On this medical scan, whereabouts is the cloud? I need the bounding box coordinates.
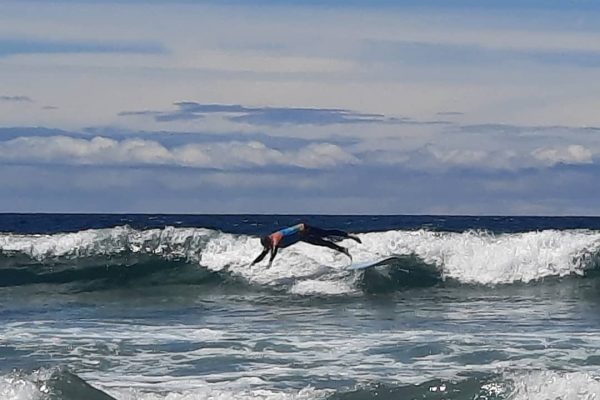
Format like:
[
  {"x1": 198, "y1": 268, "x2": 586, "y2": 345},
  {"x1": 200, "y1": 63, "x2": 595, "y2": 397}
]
[
  {"x1": 456, "y1": 123, "x2": 600, "y2": 136},
  {"x1": 4, "y1": 120, "x2": 599, "y2": 175},
  {"x1": 119, "y1": 102, "x2": 448, "y2": 126},
  {"x1": 429, "y1": 148, "x2": 490, "y2": 166},
  {"x1": 532, "y1": 144, "x2": 594, "y2": 166},
  {"x1": 9, "y1": 0, "x2": 600, "y2": 12},
  {"x1": 0, "y1": 95, "x2": 32, "y2": 102},
  {"x1": 368, "y1": 119, "x2": 600, "y2": 170},
  {"x1": 0, "y1": 126, "x2": 359, "y2": 149},
  {"x1": 0, "y1": 38, "x2": 166, "y2": 57},
  {"x1": 364, "y1": 146, "x2": 523, "y2": 171},
  {"x1": 360, "y1": 136, "x2": 598, "y2": 171},
  {"x1": 119, "y1": 110, "x2": 206, "y2": 122},
  {"x1": 436, "y1": 111, "x2": 464, "y2": 116},
  {"x1": 3, "y1": 158, "x2": 600, "y2": 214},
  {"x1": 5, "y1": 122, "x2": 599, "y2": 175},
  {"x1": 2, "y1": 1, "x2": 600, "y2": 214},
  {"x1": 1, "y1": 127, "x2": 600, "y2": 214},
  {"x1": 0, "y1": 127, "x2": 77, "y2": 140},
  {"x1": 0, "y1": 135, "x2": 358, "y2": 170},
  {"x1": 362, "y1": 39, "x2": 600, "y2": 68},
  {"x1": 177, "y1": 50, "x2": 354, "y2": 74}
]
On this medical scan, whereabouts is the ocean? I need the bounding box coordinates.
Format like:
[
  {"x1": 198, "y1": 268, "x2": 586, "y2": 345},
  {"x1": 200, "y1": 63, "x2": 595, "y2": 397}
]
[{"x1": 1, "y1": 214, "x2": 600, "y2": 400}]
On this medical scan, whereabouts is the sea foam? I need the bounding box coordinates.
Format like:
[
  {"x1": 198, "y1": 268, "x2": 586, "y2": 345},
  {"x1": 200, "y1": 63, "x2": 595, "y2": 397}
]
[{"x1": 0, "y1": 226, "x2": 599, "y2": 293}]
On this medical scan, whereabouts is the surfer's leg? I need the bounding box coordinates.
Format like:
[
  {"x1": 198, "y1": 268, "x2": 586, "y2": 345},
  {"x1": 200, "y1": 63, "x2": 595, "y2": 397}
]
[
  {"x1": 307, "y1": 227, "x2": 362, "y2": 244},
  {"x1": 303, "y1": 236, "x2": 351, "y2": 259}
]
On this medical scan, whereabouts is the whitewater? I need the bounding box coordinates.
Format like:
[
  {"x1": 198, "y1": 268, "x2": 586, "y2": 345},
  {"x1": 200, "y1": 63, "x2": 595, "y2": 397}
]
[
  {"x1": 1, "y1": 225, "x2": 599, "y2": 294},
  {"x1": 2, "y1": 214, "x2": 600, "y2": 400}
]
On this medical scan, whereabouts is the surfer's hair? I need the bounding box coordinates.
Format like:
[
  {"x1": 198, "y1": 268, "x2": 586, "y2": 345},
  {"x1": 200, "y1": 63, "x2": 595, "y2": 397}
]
[{"x1": 260, "y1": 236, "x2": 271, "y2": 248}]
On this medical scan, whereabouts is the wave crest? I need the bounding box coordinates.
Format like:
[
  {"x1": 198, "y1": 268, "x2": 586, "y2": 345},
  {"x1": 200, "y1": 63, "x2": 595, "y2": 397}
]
[
  {"x1": 0, "y1": 226, "x2": 214, "y2": 262},
  {"x1": 0, "y1": 368, "x2": 116, "y2": 400},
  {"x1": 1, "y1": 226, "x2": 600, "y2": 293},
  {"x1": 361, "y1": 229, "x2": 600, "y2": 284}
]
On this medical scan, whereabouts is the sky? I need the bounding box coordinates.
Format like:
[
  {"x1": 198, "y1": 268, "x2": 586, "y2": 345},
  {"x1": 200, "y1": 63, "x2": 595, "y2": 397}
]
[{"x1": 1, "y1": 0, "x2": 600, "y2": 214}]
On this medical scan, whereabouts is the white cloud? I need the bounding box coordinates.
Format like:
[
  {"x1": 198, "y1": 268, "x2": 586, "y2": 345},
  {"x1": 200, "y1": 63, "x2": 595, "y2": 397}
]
[
  {"x1": 426, "y1": 147, "x2": 529, "y2": 170},
  {"x1": 363, "y1": 141, "x2": 598, "y2": 171},
  {"x1": 177, "y1": 50, "x2": 355, "y2": 74},
  {"x1": 4, "y1": 1, "x2": 600, "y2": 130},
  {"x1": 429, "y1": 148, "x2": 488, "y2": 166},
  {"x1": 0, "y1": 136, "x2": 358, "y2": 170},
  {"x1": 532, "y1": 144, "x2": 594, "y2": 166}
]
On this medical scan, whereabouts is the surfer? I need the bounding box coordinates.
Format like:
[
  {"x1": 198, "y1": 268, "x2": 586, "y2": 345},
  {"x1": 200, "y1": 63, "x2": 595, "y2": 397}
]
[{"x1": 251, "y1": 223, "x2": 362, "y2": 267}]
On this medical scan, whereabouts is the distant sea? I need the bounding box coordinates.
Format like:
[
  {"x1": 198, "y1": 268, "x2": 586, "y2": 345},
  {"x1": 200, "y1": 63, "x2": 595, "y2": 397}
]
[{"x1": 2, "y1": 214, "x2": 600, "y2": 400}]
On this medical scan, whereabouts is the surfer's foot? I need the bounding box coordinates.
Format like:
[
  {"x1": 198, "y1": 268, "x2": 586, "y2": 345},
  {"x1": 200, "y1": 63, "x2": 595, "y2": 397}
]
[{"x1": 348, "y1": 234, "x2": 362, "y2": 244}]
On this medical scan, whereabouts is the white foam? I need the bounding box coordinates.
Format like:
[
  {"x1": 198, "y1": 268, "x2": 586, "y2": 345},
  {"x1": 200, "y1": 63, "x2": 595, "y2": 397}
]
[
  {"x1": 6, "y1": 314, "x2": 600, "y2": 398},
  {"x1": 0, "y1": 374, "x2": 42, "y2": 400},
  {"x1": 1, "y1": 226, "x2": 600, "y2": 292},
  {"x1": 0, "y1": 370, "x2": 329, "y2": 400},
  {"x1": 0, "y1": 226, "x2": 214, "y2": 261},
  {"x1": 359, "y1": 229, "x2": 600, "y2": 285},
  {"x1": 110, "y1": 385, "x2": 329, "y2": 400},
  {"x1": 289, "y1": 279, "x2": 357, "y2": 296},
  {"x1": 2, "y1": 321, "x2": 225, "y2": 347},
  {"x1": 198, "y1": 234, "x2": 353, "y2": 288},
  {"x1": 509, "y1": 370, "x2": 600, "y2": 400}
]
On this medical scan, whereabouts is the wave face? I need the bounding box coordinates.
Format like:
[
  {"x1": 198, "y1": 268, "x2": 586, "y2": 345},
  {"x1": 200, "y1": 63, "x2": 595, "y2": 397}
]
[{"x1": 1, "y1": 226, "x2": 600, "y2": 294}]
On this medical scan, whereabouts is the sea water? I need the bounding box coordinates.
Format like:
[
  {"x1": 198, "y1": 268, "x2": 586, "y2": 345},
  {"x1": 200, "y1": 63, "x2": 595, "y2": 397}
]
[{"x1": 1, "y1": 214, "x2": 600, "y2": 400}]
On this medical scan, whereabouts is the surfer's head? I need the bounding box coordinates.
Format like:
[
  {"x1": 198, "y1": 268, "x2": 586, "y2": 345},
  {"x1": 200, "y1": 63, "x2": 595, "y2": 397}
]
[{"x1": 260, "y1": 235, "x2": 272, "y2": 249}]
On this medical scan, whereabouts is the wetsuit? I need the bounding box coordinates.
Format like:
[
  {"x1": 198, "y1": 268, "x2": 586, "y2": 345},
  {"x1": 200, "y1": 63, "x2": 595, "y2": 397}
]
[
  {"x1": 269, "y1": 223, "x2": 307, "y2": 248},
  {"x1": 251, "y1": 223, "x2": 361, "y2": 266}
]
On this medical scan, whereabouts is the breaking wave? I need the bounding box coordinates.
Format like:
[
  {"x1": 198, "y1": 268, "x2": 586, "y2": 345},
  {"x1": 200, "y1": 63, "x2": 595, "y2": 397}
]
[
  {"x1": 0, "y1": 226, "x2": 599, "y2": 295},
  {"x1": 329, "y1": 370, "x2": 600, "y2": 400},
  {"x1": 4, "y1": 368, "x2": 600, "y2": 400},
  {"x1": 0, "y1": 368, "x2": 328, "y2": 400},
  {"x1": 0, "y1": 368, "x2": 116, "y2": 400}
]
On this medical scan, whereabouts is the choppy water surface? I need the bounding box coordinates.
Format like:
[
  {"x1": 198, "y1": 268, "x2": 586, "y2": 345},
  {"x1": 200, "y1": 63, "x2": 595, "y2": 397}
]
[{"x1": 1, "y1": 214, "x2": 600, "y2": 400}]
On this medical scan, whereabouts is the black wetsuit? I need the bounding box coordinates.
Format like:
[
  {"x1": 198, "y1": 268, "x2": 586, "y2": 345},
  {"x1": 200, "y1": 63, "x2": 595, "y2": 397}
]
[{"x1": 252, "y1": 223, "x2": 361, "y2": 266}]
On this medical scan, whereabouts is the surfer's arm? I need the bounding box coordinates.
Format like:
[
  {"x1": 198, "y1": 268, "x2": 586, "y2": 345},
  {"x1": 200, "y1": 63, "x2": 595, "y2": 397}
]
[
  {"x1": 267, "y1": 246, "x2": 278, "y2": 267},
  {"x1": 251, "y1": 248, "x2": 269, "y2": 265}
]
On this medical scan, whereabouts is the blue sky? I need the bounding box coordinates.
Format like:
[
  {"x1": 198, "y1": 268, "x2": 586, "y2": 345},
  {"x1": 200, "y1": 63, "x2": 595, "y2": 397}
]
[{"x1": 1, "y1": 0, "x2": 600, "y2": 214}]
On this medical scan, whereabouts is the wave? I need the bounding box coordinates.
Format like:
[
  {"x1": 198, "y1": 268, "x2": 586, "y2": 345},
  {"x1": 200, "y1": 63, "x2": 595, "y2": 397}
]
[
  {"x1": 0, "y1": 257, "x2": 227, "y2": 292},
  {"x1": 0, "y1": 226, "x2": 599, "y2": 295},
  {"x1": 0, "y1": 368, "x2": 117, "y2": 400},
  {"x1": 329, "y1": 371, "x2": 600, "y2": 400},
  {"x1": 4, "y1": 368, "x2": 600, "y2": 400},
  {"x1": 0, "y1": 368, "x2": 328, "y2": 400}
]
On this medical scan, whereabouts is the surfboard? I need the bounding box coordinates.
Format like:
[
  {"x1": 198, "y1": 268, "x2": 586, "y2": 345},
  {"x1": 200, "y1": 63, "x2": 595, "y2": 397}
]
[{"x1": 347, "y1": 256, "x2": 400, "y2": 271}]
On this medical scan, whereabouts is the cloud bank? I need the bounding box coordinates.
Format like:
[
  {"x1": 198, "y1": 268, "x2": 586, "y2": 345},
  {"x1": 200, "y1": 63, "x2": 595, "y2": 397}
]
[
  {"x1": 0, "y1": 38, "x2": 166, "y2": 57},
  {"x1": 119, "y1": 102, "x2": 424, "y2": 126},
  {"x1": 0, "y1": 135, "x2": 358, "y2": 170},
  {"x1": 0, "y1": 95, "x2": 32, "y2": 102},
  {"x1": 2, "y1": 1, "x2": 600, "y2": 213}
]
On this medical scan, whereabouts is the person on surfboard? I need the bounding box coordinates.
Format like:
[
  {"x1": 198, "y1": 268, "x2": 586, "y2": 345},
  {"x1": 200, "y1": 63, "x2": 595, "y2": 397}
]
[{"x1": 251, "y1": 223, "x2": 362, "y2": 267}]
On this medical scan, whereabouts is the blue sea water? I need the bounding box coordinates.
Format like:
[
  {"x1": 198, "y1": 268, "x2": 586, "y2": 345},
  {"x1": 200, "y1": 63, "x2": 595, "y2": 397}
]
[{"x1": 1, "y1": 214, "x2": 600, "y2": 400}]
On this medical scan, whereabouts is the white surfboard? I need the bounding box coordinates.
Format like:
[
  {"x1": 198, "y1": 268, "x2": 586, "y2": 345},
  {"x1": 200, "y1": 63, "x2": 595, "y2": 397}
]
[{"x1": 347, "y1": 256, "x2": 400, "y2": 271}]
